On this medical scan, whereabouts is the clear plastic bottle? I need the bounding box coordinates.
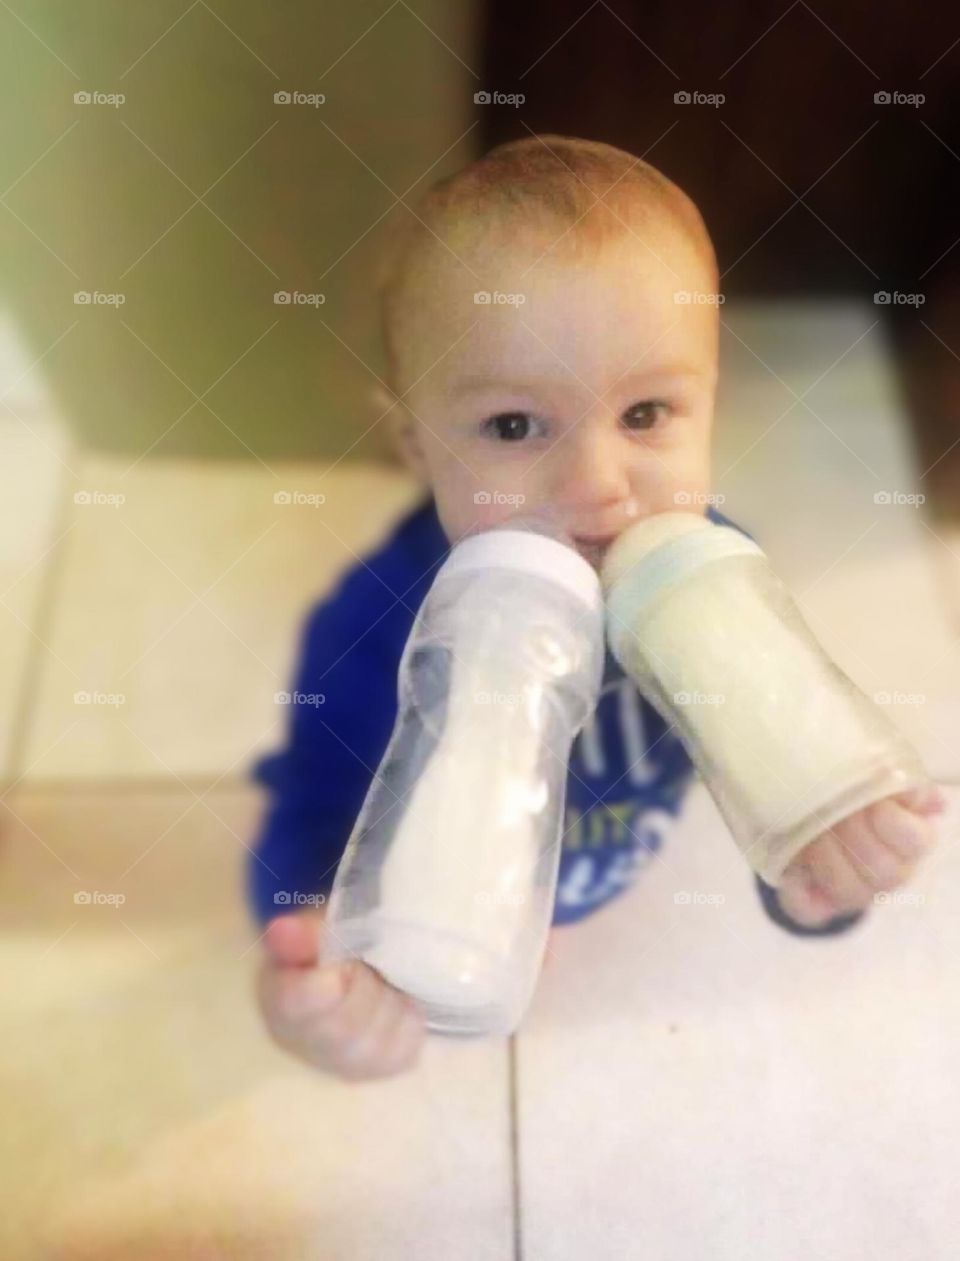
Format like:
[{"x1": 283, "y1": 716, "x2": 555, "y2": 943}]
[
  {"x1": 323, "y1": 511, "x2": 605, "y2": 1036},
  {"x1": 601, "y1": 511, "x2": 934, "y2": 886}
]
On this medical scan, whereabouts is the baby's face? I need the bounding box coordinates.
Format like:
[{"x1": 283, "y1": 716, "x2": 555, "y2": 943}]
[{"x1": 396, "y1": 228, "x2": 719, "y2": 569}]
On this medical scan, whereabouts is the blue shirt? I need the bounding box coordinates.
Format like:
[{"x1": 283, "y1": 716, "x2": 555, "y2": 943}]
[{"x1": 246, "y1": 496, "x2": 756, "y2": 929}]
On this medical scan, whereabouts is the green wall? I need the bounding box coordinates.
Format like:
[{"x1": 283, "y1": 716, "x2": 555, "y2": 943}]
[{"x1": 0, "y1": 1, "x2": 477, "y2": 459}]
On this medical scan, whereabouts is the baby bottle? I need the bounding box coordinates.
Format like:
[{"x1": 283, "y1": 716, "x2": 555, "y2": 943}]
[
  {"x1": 323, "y1": 509, "x2": 605, "y2": 1036},
  {"x1": 600, "y1": 511, "x2": 934, "y2": 886}
]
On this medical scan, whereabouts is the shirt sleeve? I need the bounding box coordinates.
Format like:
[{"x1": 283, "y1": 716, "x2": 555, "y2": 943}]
[{"x1": 246, "y1": 572, "x2": 403, "y2": 927}]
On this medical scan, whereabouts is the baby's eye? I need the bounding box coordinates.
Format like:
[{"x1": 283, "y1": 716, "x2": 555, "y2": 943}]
[
  {"x1": 623, "y1": 400, "x2": 670, "y2": 431},
  {"x1": 481, "y1": 411, "x2": 545, "y2": 442}
]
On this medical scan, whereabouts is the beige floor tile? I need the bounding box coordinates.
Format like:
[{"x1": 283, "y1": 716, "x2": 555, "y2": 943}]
[
  {"x1": 22, "y1": 456, "x2": 424, "y2": 780},
  {"x1": 517, "y1": 782, "x2": 960, "y2": 1261},
  {"x1": 792, "y1": 545, "x2": 960, "y2": 783},
  {"x1": 715, "y1": 300, "x2": 924, "y2": 581},
  {"x1": 0, "y1": 786, "x2": 512, "y2": 1261}
]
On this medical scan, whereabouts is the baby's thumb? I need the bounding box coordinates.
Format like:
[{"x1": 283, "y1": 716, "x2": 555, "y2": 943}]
[{"x1": 263, "y1": 912, "x2": 323, "y2": 967}]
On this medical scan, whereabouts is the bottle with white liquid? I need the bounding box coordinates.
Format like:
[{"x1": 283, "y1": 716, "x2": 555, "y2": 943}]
[
  {"x1": 601, "y1": 511, "x2": 934, "y2": 886},
  {"x1": 323, "y1": 512, "x2": 605, "y2": 1036}
]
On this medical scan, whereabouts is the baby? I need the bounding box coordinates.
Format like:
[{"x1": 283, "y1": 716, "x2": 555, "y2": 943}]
[{"x1": 252, "y1": 135, "x2": 945, "y2": 1080}]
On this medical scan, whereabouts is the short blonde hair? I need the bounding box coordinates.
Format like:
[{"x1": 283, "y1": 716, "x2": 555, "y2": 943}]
[{"x1": 376, "y1": 134, "x2": 717, "y2": 402}]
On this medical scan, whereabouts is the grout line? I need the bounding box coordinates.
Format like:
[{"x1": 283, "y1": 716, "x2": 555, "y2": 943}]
[
  {"x1": 3, "y1": 773, "x2": 258, "y2": 796},
  {"x1": 508, "y1": 1033, "x2": 524, "y2": 1261}
]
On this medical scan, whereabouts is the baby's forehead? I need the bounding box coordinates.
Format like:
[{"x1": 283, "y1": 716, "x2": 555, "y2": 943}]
[
  {"x1": 391, "y1": 209, "x2": 718, "y2": 394},
  {"x1": 421, "y1": 286, "x2": 715, "y2": 402},
  {"x1": 417, "y1": 211, "x2": 715, "y2": 317},
  {"x1": 427, "y1": 232, "x2": 713, "y2": 336}
]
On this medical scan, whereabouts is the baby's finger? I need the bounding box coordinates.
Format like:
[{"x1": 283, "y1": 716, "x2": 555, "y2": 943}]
[
  {"x1": 259, "y1": 955, "x2": 346, "y2": 1036},
  {"x1": 831, "y1": 809, "x2": 906, "y2": 891},
  {"x1": 867, "y1": 797, "x2": 939, "y2": 862},
  {"x1": 776, "y1": 860, "x2": 845, "y2": 927},
  {"x1": 260, "y1": 955, "x2": 413, "y2": 1074},
  {"x1": 263, "y1": 912, "x2": 323, "y2": 968},
  {"x1": 313, "y1": 957, "x2": 402, "y2": 1042},
  {"x1": 331, "y1": 990, "x2": 426, "y2": 1082},
  {"x1": 801, "y1": 831, "x2": 875, "y2": 912},
  {"x1": 300, "y1": 960, "x2": 421, "y2": 1072}
]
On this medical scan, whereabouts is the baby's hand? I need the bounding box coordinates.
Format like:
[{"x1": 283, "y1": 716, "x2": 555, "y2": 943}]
[
  {"x1": 256, "y1": 908, "x2": 427, "y2": 1081},
  {"x1": 775, "y1": 783, "x2": 946, "y2": 928}
]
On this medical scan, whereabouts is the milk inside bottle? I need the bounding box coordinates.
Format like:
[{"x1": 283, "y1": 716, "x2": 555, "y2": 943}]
[
  {"x1": 600, "y1": 511, "x2": 933, "y2": 884},
  {"x1": 324, "y1": 512, "x2": 605, "y2": 1036}
]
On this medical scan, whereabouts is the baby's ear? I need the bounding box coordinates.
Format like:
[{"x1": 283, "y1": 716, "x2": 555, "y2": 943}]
[
  {"x1": 370, "y1": 384, "x2": 428, "y2": 480},
  {"x1": 370, "y1": 382, "x2": 396, "y2": 418}
]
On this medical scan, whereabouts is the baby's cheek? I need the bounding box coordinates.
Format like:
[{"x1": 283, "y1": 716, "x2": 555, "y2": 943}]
[{"x1": 435, "y1": 485, "x2": 522, "y2": 541}]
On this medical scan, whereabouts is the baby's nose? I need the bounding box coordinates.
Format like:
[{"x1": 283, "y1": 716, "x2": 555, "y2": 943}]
[{"x1": 553, "y1": 434, "x2": 632, "y2": 514}]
